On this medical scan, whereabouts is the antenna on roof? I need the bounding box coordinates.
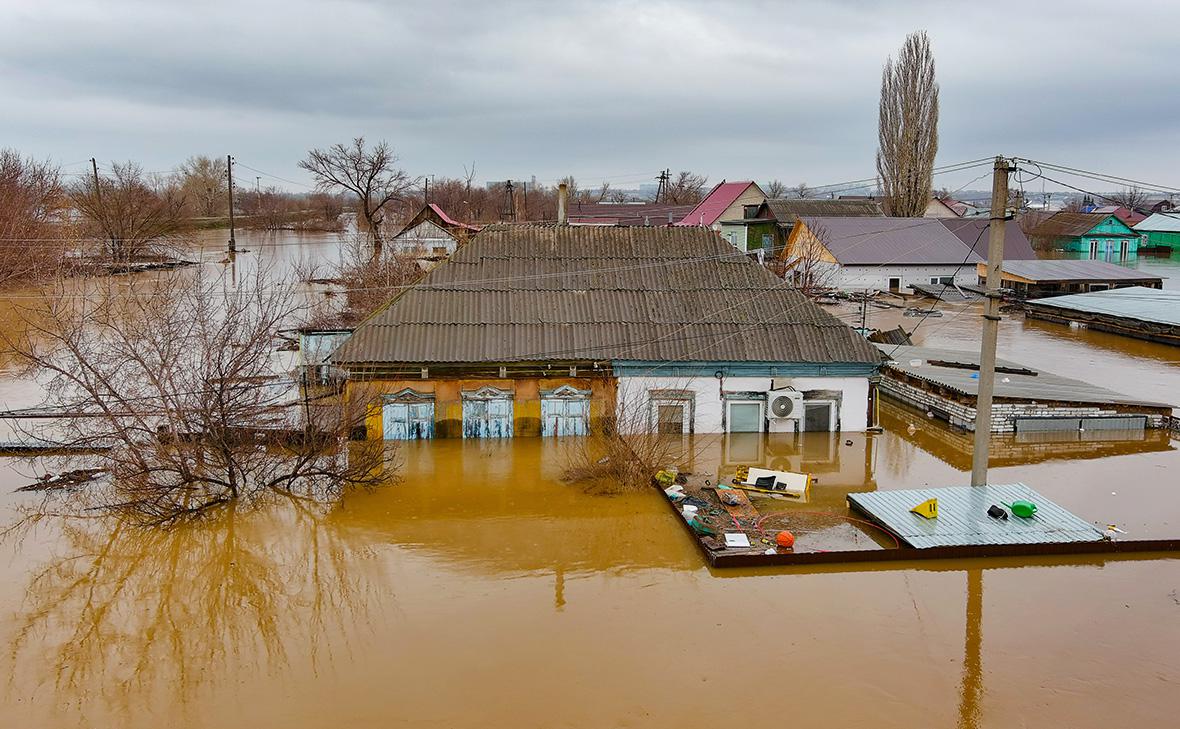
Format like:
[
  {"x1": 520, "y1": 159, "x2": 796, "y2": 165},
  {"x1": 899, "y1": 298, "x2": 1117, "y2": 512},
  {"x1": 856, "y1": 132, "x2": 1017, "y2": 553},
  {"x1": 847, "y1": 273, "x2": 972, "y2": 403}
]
[
  {"x1": 502, "y1": 180, "x2": 516, "y2": 222},
  {"x1": 655, "y1": 169, "x2": 669, "y2": 203}
]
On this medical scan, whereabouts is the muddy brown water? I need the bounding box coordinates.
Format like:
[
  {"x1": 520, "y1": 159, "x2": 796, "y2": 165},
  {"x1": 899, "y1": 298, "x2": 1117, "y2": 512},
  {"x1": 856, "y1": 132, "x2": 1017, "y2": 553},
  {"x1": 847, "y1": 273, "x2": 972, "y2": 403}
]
[{"x1": 0, "y1": 233, "x2": 1178, "y2": 728}]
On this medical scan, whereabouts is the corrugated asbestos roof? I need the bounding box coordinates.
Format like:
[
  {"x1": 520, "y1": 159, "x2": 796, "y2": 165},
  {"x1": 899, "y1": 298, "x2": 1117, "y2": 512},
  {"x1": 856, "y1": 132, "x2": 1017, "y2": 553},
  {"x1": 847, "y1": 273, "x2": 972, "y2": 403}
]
[
  {"x1": 878, "y1": 344, "x2": 1170, "y2": 408},
  {"x1": 849, "y1": 484, "x2": 1104, "y2": 548},
  {"x1": 938, "y1": 218, "x2": 1038, "y2": 260},
  {"x1": 332, "y1": 224, "x2": 885, "y2": 365},
  {"x1": 765, "y1": 198, "x2": 884, "y2": 220},
  {"x1": 1024, "y1": 286, "x2": 1180, "y2": 327},
  {"x1": 800, "y1": 217, "x2": 984, "y2": 265},
  {"x1": 991, "y1": 259, "x2": 1165, "y2": 283}
]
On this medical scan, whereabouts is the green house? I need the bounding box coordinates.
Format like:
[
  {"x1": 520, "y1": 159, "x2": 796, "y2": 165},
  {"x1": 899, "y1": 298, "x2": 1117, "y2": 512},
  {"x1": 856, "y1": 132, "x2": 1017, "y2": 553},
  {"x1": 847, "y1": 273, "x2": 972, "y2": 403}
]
[
  {"x1": 1031, "y1": 212, "x2": 1141, "y2": 260},
  {"x1": 1134, "y1": 213, "x2": 1180, "y2": 251}
]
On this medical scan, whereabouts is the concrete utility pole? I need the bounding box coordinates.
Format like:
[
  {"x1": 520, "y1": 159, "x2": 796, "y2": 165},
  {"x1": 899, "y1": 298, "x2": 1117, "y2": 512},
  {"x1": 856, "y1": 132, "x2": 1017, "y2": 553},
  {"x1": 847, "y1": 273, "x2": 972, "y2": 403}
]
[
  {"x1": 970, "y1": 156, "x2": 1011, "y2": 487},
  {"x1": 226, "y1": 154, "x2": 236, "y2": 253}
]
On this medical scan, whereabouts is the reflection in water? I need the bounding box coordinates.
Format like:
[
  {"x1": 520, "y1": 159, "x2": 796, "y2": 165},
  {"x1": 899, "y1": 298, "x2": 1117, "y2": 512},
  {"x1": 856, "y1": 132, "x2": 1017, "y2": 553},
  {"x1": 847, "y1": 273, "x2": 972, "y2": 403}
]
[{"x1": 8, "y1": 499, "x2": 386, "y2": 722}]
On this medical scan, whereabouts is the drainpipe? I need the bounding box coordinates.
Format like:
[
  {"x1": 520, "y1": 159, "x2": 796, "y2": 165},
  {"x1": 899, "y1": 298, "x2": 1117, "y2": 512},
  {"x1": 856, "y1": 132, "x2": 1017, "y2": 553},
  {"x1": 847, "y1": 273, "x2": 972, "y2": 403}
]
[{"x1": 557, "y1": 183, "x2": 568, "y2": 225}]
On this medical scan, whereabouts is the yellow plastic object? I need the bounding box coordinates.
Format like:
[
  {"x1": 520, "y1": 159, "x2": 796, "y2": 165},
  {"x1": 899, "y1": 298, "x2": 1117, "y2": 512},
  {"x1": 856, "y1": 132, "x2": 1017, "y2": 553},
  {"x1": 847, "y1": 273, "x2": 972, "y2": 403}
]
[
  {"x1": 654, "y1": 470, "x2": 676, "y2": 487},
  {"x1": 910, "y1": 497, "x2": 939, "y2": 520}
]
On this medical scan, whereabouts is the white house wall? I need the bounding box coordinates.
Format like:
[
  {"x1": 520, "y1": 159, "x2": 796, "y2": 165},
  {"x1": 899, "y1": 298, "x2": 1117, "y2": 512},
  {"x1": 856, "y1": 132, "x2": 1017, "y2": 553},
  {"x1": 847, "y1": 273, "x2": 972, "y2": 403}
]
[
  {"x1": 616, "y1": 375, "x2": 870, "y2": 433},
  {"x1": 391, "y1": 220, "x2": 458, "y2": 256},
  {"x1": 834, "y1": 264, "x2": 974, "y2": 292}
]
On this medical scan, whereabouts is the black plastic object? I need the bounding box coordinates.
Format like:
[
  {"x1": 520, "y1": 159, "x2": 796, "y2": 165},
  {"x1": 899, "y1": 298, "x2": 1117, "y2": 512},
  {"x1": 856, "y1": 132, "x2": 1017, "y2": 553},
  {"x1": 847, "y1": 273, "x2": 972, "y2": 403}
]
[
  {"x1": 987, "y1": 504, "x2": 1008, "y2": 520},
  {"x1": 754, "y1": 475, "x2": 777, "y2": 489}
]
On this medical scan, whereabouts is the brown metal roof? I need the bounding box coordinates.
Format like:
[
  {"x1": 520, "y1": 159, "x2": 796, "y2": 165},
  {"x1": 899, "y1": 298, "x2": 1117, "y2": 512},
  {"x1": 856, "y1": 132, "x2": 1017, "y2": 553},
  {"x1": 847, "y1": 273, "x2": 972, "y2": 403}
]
[
  {"x1": 332, "y1": 224, "x2": 883, "y2": 366},
  {"x1": 1031, "y1": 212, "x2": 1119, "y2": 238},
  {"x1": 765, "y1": 198, "x2": 884, "y2": 220}
]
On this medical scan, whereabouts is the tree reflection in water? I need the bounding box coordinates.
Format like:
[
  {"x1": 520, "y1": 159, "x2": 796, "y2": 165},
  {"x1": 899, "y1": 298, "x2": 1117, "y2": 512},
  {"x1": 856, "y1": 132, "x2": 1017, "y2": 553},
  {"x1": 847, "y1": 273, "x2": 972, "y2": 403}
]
[{"x1": 7, "y1": 497, "x2": 387, "y2": 721}]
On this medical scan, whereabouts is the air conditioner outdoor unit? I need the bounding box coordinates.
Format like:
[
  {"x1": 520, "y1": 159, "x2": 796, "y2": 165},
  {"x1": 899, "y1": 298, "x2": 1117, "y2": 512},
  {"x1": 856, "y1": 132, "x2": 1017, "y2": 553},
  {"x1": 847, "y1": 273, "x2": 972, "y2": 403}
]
[{"x1": 767, "y1": 388, "x2": 803, "y2": 433}]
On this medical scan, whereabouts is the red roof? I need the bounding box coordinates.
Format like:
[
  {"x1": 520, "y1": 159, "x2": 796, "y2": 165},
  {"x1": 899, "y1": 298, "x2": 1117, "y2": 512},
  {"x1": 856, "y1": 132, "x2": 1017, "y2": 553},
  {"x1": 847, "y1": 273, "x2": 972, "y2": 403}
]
[
  {"x1": 1090, "y1": 205, "x2": 1147, "y2": 226},
  {"x1": 675, "y1": 181, "x2": 758, "y2": 226},
  {"x1": 428, "y1": 203, "x2": 480, "y2": 231}
]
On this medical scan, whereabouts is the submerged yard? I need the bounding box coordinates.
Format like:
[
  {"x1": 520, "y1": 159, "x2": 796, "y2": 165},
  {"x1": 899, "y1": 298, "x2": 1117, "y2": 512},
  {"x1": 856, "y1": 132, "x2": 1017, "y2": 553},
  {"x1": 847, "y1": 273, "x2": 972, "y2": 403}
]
[{"x1": 0, "y1": 233, "x2": 1178, "y2": 728}]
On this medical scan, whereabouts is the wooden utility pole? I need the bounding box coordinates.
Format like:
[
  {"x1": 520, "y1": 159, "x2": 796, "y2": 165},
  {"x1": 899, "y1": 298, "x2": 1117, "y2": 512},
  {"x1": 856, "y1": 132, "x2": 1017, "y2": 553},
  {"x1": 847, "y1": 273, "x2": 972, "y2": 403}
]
[
  {"x1": 90, "y1": 158, "x2": 118, "y2": 260},
  {"x1": 226, "y1": 154, "x2": 236, "y2": 253},
  {"x1": 970, "y1": 156, "x2": 1011, "y2": 486}
]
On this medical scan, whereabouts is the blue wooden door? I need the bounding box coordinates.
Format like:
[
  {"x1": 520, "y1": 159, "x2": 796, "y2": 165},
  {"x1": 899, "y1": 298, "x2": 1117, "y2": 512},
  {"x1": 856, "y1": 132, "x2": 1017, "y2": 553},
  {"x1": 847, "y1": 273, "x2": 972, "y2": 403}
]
[
  {"x1": 541, "y1": 398, "x2": 589, "y2": 436},
  {"x1": 462, "y1": 398, "x2": 513, "y2": 438},
  {"x1": 383, "y1": 401, "x2": 434, "y2": 440}
]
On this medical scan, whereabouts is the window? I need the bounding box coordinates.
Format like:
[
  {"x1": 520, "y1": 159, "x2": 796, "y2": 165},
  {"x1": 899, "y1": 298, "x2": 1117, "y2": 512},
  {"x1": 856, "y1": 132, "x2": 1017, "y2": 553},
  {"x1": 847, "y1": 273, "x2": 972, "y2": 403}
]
[
  {"x1": 649, "y1": 390, "x2": 694, "y2": 434},
  {"x1": 803, "y1": 400, "x2": 836, "y2": 432},
  {"x1": 726, "y1": 400, "x2": 764, "y2": 433},
  {"x1": 461, "y1": 387, "x2": 514, "y2": 438},
  {"x1": 930, "y1": 276, "x2": 955, "y2": 285},
  {"x1": 888, "y1": 277, "x2": 902, "y2": 291},
  {"x1": 382, "y1": 389, "x2": 435, "y2": 440},
  {"x1": 541, "y1": 385, "x2": 591, "y2": 436}
]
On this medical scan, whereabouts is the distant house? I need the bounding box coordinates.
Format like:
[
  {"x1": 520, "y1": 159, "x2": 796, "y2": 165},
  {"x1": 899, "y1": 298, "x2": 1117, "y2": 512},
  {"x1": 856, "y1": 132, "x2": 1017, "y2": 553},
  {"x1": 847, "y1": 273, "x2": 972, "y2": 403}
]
[
  {"x1": 1134, "y1": 213, "x2": 1180, "y2": 251},
  {"x1": 975, "y1": 259, "x2": 1164, "y2": 299},
  {"x1": 565, "y1": 201, "x2": 694, "y2": 226},
  {"x1": 924, "y1": 197, "x2": 961, "y2": 218},
  {"x1": 675, "y1": 181, "x2": 766, "y2": 230},
  {"x1": 718, "y1": 198, "x2": 884, "y2": 256},
  {"x1": 1087, "y1": 205, "x2": 1147, "y2": 227},
  {"x1": 782, "y1": 217, "x2": 984, "y2": 292},
  {"x1": 330, "y1": 224, "x2": 884, "y2": 439},
  {"x1": 390, "y1": 203, "x2": 480, "y2": 260},
  {"x1": 1030, "y1": 212, "x2": 1140, "y2": 260}
]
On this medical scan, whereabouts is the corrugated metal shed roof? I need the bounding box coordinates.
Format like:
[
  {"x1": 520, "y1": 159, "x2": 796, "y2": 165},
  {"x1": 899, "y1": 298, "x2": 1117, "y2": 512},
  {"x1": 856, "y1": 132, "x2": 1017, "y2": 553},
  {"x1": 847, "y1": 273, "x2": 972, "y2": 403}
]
[
  {"x1": 800, "y1": 217, "x2": 983, "y2": 265},
  {"x1": 566, "y1": 202, "x2": 694, "y2": 226},
  {"x1": 1134, "y1": 213, "x2": 1180, "y2": 233},
  {"x1": 1024, "y1": 286, "x2": 1180, "y2": 327},
  {"x1": 676, "y1": 182, "x2": 760, "y2": 227},
  {"x1": 938, "y1": 218, "x2": 1038, "y2": 260},
  {"x1": 878, "y1": 344, "x2": 1171, "y2": 408},
  {"x1": 766, "y1": 198, "x2": 884, "y2": 220},
  {"x1": 1031, "y1": 212, "x2": 1132, "y2": 238},
  {"x1": 333, "y1": 224, "x2": 885, "y2": 365},
  {"x1": 990, "y1": 259, "x2": 1166, "y2": 283},
  {"x1": 849, "y1": 484, "x2": 1105, "y2": 548}
]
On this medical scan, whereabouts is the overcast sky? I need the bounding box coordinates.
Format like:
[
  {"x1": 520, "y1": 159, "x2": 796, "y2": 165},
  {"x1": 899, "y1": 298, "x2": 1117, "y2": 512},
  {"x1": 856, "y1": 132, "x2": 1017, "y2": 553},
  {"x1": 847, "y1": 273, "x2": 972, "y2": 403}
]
[{"x1": 2, "y1": 0, "x2": 1178, "y2": 196}]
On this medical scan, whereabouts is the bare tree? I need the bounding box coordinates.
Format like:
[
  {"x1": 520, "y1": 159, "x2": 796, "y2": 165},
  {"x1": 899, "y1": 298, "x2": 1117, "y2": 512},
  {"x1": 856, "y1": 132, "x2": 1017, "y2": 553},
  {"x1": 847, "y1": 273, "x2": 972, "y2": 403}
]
[
  {"x1": 765, "y1": 179, "x2": 788, "y2": 198},
  {"x1": 876, "y1": 30, "x2": 939, "y2": 217},
  {"x1": 2, "y1": 265, "x2": 389, "y2": 527},
  {"x1": 0, "y1": 149, "x2": 69, "y2": 288},
  {"x1": 174, "y1": 155, "x2": 228, "y2": 217},
  {"x1": 299, "y1": 138, "x2": 415, "y2": 254},
  {"x1": 792, "y1": 182, "x2": 813, "y2": 199},
  {"x1": 666, "y1": 171, "x2": 708, "y2": 204},
  {"x1": 1108, "y1": 186, "x2": 1149, "y2": 211},
  {"x1": 779, "y1": 220, "x2": 838, "y2": 295},
  {"x1": 71, "y1": 161, "x2": 187, "y2": 265}
]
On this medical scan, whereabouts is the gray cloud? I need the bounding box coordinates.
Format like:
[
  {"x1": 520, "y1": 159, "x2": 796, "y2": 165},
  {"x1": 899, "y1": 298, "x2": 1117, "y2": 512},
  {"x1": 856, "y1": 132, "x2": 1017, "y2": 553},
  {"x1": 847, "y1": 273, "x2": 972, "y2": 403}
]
[{"x1": 2, "y1": 0, "x2": 1178, "y2": 193}]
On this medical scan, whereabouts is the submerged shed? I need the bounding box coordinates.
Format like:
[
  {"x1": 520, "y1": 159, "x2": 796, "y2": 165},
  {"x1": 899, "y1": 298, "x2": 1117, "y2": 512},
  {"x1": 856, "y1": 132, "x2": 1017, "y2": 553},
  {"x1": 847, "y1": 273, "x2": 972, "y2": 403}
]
[{"x1": 1024, "y1": 286, "x2": 1180, "y2": 346}]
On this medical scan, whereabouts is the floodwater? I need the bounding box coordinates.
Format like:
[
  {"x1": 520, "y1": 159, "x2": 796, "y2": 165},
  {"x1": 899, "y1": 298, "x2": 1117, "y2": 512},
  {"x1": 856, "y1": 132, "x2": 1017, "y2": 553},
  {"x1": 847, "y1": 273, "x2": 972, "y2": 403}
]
[{"x1": 0, "y1": 231, "x2": 1178, "y2": 728}]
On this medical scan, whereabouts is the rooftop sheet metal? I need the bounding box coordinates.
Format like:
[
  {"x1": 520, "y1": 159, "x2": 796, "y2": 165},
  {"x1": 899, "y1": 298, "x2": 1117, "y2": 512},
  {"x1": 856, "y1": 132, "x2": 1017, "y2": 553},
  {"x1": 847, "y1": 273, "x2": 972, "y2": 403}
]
[
  {"x1": 938, "y1": 218, "x2": 1037, "y2": 260},
  {"x1": 676, "y1": 182, "x2": 757, "y2": 226},
  {"x1": 989, "y1": 258, "x2": 1166, "y2": 283},
  {"x1": 1134, "y1": 212, "x2": 1180, "y2": 233},
  {"x1": 1024, "y1": 286, "x2": 1180, "y2": 327},
  {"x1": 1031, "y1": 212, "x2": 1132, "y2": 238},
  {"x1": 334, "y1": 224, "x2": 885, "y2": 365},
  {"x1": 799, "y1": 217, "x2": 984, "y2": 265},
  {"x1": 848, "y1": 484, "x2": 1105, "y2": 548},
  {"x1": 877, "y1": 344, "x2": 1171, "y2": 408}
]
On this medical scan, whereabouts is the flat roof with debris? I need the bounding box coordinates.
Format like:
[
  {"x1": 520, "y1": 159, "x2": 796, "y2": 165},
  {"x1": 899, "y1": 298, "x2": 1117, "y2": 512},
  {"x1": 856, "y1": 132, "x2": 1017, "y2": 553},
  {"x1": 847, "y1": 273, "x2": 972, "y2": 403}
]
[
  {"x1": 876, "y1": 344, "x2": 1171, "y2": 409},
  {"x1": 848, "y1": 484, "x2": 1105, "y2": 548},
  {"x1": 1024, "y1": 286, "x2": 1180, "y2": 327}
]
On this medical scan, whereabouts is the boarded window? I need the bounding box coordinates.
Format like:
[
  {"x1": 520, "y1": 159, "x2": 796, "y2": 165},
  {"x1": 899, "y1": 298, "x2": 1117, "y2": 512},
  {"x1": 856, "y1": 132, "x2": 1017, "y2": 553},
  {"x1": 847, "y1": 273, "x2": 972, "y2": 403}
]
[
  {"x1": 657, "y1": 404, "x2": 687, "y2": 434},
  {"x1": 462, "y1": 397, "x2": 513, "y2": 439},
  {"x1": 383, "y1": 401, "x2": 434, "y2": 440}
]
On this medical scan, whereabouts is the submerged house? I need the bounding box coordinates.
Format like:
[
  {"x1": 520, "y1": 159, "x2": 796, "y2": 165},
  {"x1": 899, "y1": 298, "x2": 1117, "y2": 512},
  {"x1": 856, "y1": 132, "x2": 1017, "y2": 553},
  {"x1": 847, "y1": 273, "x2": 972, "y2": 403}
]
[
  {"x1": 1029, "y1": 212, "x2": 1140, "y2": 260},
  {"x1": 781, "y1": 217, "x2": 985, "y2": 292},
  {"x1": 675, "y1": 181, "x2": 766, "y2": 231},
  {"x1": 1134, "y1": 213, "x2": 1180, "y2": 251},
  {"x1": 330, "y1": 224, "x2": 884, "y2": 440},
  {"x1": 389, "y1": 203, "x2": 480, "y2": 260},
  {"x1": 718, "y1": 198, "x2": 885, "y2": 256}
]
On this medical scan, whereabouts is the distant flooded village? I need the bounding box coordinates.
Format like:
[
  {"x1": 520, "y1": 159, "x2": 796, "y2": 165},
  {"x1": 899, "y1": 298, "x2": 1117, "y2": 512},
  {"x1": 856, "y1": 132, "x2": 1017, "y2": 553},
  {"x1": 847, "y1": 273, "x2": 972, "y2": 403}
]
[{"x1": 3, "y1": 4, "x2": 1180, "y2": 729}]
